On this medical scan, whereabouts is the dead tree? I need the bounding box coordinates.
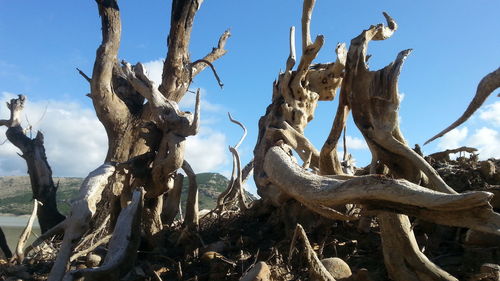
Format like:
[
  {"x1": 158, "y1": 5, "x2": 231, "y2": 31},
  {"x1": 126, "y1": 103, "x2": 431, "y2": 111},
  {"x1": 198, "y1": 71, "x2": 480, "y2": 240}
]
[
  {"x1": 0, "y1": 95, "x2": 65, "y2": 233},
  {"x1": 0, "y1": 227, "x2": 12, "y2": 259},
  {"x1": 253, "y1": 1, "x2": 500, "y2": 280},
  {"x1": 72, "y1": 0, "x2": 229, "y2": 251}
]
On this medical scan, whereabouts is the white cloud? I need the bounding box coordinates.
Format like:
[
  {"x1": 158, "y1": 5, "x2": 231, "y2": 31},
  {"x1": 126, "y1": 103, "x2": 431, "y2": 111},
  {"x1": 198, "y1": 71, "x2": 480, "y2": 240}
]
[
  {"x1": 142, "y1": 58, "x2": 224, "y2": 113},
  {"x1": 184, "y1": 126, "x2": 229, "y2": 173},
  {"x1": 437, "y1": 127, "x2": 468, "y2": 150},
  {"x1": 142, "y1": 58, "x2": 164, "y2": 86},
  {"x1": 0, "y1": 92, "x2": 232, "y2": 177},
  {"x1": 345, "y1": 135, "x2": 368, "y2": 150},
  {"x1": 468, "y1": 127, "x2": 500, "y2": 159},
  {"x1": 0, "y1": 92, "x2": 107, "y2": 177},
  {"x1": 436, "y1": 126, "x2": 499, "y2": 160},
  {"x1": 479, "y1": 102, "x2": 500, "y2": 127}
]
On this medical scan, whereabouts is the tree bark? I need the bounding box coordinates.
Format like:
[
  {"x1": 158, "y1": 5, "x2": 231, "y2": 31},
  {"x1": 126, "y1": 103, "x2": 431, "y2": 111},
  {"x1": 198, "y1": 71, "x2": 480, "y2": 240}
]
[
  {"x1": 85, "y1": 0, "x2": 230, "y2": 246},
  {"x1": 0, "y1": 95, "x2": 65, "y2": 233},
  {"x1": 0, "y1": 227, "x2": 12, "y2": 259}
]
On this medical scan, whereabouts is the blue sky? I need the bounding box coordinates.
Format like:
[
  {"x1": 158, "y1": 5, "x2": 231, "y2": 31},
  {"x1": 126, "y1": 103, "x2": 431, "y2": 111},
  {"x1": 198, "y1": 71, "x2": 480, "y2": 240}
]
[{"x1": 1, "y1": 0, "x2": 499, "y2": 195}]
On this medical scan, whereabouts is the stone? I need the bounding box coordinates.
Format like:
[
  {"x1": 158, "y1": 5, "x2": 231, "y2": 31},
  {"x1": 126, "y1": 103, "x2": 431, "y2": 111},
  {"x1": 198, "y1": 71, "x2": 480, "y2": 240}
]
[
  {"x1": 320, "y1": 257, "x2": 352, "y2": 280},
  {"x1": 480, "y1": 263, "x2": 500, "y2": 281},
  {"x1": 354, "y1": 268, "x2": 374, "y2": 281},
  {"x1": 86, "y1": 253, "x2": 102, "y2": 268},
  {"x1": 240, "y1": 261, "x2": 271, "y2": 281},
  {"x1": 479, "y1": 161, "x2": 496, "y2": 178}
]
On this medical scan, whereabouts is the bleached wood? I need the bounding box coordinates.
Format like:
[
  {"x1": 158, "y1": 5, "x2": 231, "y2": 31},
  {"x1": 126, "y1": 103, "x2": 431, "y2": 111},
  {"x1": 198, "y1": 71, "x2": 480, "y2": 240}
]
[
  {"x1": 0, "y1": 95, "x2": 65, "y2": 232},
  {"x1": 47, "y1": 163, "x2": 115, "y2": 281},
  {"x1": 11, "y1": 199, "x2": 39, "y2": 263},
  {"x1": 425, "y1": 67, "x2": 500, "y2": 144},
  {"x1": 63, "y1": 188, "x2": 144, "y2": 281},
  {"x1": 183, "y1": 160, "x2": 199, "y2": 229},
  {"x1": 289, "y1": 223, "x2": 335, "y2": 281},
  {"x1": 263, "y1": 145, "x2": 500, "y2": 234}
]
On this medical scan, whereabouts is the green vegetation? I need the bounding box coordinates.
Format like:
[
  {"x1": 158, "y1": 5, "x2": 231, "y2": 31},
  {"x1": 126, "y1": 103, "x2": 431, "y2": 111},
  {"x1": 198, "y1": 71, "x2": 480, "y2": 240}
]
[{"x1": 0, "y1": 173, "x2": 254, "y2": 216}]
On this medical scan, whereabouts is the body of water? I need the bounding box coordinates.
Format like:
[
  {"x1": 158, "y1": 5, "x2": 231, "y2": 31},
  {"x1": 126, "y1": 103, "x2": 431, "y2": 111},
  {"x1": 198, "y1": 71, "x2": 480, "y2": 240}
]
[{"x1": 0, "y1": 215, "x2": 40, "y2": 255}]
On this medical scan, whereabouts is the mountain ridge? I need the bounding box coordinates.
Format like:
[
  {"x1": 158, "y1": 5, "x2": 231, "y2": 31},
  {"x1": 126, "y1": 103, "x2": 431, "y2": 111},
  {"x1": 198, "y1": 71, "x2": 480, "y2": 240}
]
[{"x1": 0, "y1": 173, "x2": 253, "y2": 216}]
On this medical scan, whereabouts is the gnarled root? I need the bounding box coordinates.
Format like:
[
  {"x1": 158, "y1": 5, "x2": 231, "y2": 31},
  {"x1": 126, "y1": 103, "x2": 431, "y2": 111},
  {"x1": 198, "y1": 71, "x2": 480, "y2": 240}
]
[
  {"x1": 63, "y1": 188, "x2": 144, "y2": 281},
  {"x1": 21, "y1": 164, "x2": 116, "y2": 281},
  {"x1": 288, "y1": 223, "x2": 335, "y2": 281},
  {"x1": 216, "y1": 114, "x2": 252, "y2": 213},
  {"x1": 263, "y1": 145, "x2": 500, "y2": 234},
  {"x1": 378, "y1": 213, "x2": 457, "y2": 281},
  {"x1": 425, "y1": 67, "x2": 500, "y2": 145}
]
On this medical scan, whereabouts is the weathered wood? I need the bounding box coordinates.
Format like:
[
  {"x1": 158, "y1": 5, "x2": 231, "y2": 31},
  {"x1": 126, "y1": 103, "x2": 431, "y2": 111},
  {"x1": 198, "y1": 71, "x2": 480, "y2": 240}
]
[
  {"x1": 264, "y1": 145, "x2": 500, "y2": 233},
  {"x1": 11, "y1": 199, "x2": 39, "y2": 263},
  {"x1": 253, "y1": 0, "x2": 346, "y2": 206},
  {"x1": 425, "y1": 67, "x2": 500, "y2": 144},
  {"x1": 289, "y1": 223, "x2": 335, "y2": 281},
  {"x1": 63, "y1": 188, "x2": 144, "y2": 281},
  {"x1": 86, "y1": 0, "x2": 230, "y2": 247},
  {"x1": 183, "y1": 160, "x2": 199, "y2": 229},
  {"x1": 0, "y1": 95, "x2": 65, "y2": 233},
  {"x1": 46, "y1": 163, "x2": 116, "y2": 281}
]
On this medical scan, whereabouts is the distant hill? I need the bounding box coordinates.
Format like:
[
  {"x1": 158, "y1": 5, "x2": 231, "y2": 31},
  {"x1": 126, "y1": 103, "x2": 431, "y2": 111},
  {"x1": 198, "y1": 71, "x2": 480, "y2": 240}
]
[{"x1": 0, "y1": 173, "x2": 254, "y2": 216}]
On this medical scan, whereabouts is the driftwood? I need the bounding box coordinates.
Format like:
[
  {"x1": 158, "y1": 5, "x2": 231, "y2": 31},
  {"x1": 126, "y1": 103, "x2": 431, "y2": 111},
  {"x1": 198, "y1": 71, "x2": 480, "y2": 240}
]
[
  {"x1": 0, "y1": 95, "x2": 65, "y2": 233},
  {"x1": 425, "y1": 67, "x2": 500, "y2": 145},
  {"x1": 254, "y1": 0, "x2": 346, "y2": 206},
  {"x1": 84, "y1": 0, "x2": 230, "y2": 247},
  {"x1": 183, "y1": 160, "x2": 199, "y2": 229},
  {"x1": 23, "y1": 164, "x2": 115, "y2": 281},
  {"x1": 253, "y1": 2, "x2": 500, "y2": 280},
  {"x1": 10, "y1": 199, "x2": 39, "y2": 263},
  {"x1": 63, "y1": 188, "x2": 144, "y2": 281},
  {"x1": 216, "y1": 113, "x2": 251, "y2": 212},
  {"x1": 289, "y1": 223, "x2": 335, "y2": 281},
  {"x1": 428, "y1": 146, "x2": 478, "y2": 162}
]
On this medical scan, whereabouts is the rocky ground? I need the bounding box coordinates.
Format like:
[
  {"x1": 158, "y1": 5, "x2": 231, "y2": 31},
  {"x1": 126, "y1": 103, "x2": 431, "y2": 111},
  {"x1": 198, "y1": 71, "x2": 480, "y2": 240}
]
[{"x1": 1, "y1": 151, "x2": 499, "y2": 281}]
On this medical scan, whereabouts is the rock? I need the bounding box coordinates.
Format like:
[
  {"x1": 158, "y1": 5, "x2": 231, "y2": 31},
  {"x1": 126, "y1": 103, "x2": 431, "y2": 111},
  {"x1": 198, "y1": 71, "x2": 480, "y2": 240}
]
[
  {"x1": 480, "y1": 264, "x2": 500, "y2": 281},
  {"x1": 320, "y1": 258, "x2": 352, "y2": 280},
  {"x1": 86, "y1": 253, "x2": 102, "y2": 268},
  {"x1": 465, "y1": 229, "x2": 500, "y2": 247},
  {"x1": 240, "y1": 261, "x2": 271, "y2": 281},
  {"x1": 479, "y1": 161, "x2": 496, "y2": 178},
  {"x1": 354, "y1": 268, "x2": 373, "y2": 281}
]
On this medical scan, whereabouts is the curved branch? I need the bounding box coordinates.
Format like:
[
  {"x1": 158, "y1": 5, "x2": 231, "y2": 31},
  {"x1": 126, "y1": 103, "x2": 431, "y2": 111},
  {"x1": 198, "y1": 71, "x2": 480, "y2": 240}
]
[
  {"x1": 11, "y1": 199, "x2": 39, "y2": 263},
  {"x1": 228, "y1": 112, "x2": 247, "y2": 149},
  {"x1": 425, "y1": 67, "x2": 500, "y2": 144},
  {"x1": 182, "y1": 160, "x2": 199, "y2": 229},
  {"x1": 91, "y1": 0, "x2": 130, "y2": 130},
  {"x1": 301, "y1": 0, "x2": 316, "y2": 51},
  {"x1": 263, "y1": 145, "x2": 500, "y2": 234},
  {"x1": 45, "y1": 163, "x2": 116, "y2": 281},
  {"x1": 190, "y1": 59, "x2": 224, "y2": 88},
  {"x1": 64, "y1": 188, "x2": 144, "y2": 281},
  {"x1": 192, "y1": 29, "x2": 231, "y2": 77}
]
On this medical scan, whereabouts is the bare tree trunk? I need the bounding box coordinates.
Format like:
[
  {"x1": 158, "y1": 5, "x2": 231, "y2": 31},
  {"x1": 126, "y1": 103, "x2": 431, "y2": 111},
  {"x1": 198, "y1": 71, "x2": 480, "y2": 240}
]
[
  {"x1": 84, "y1": 0, "x2": 230, "y2": 245},
  {"x1": 0, "y1": 95, "x2": 65, "y2": 233},
  {"x1": 0, "y1": 227, "x2": 12, "y2": 259}
]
